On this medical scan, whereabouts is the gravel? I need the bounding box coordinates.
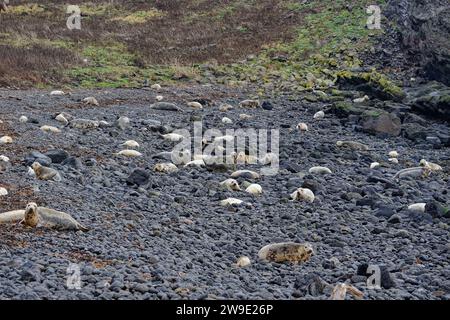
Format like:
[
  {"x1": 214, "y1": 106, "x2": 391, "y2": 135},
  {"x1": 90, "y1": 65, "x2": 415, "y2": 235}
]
[{"x1": 0, "y1": 85, "x2": 448, "y2": 300}]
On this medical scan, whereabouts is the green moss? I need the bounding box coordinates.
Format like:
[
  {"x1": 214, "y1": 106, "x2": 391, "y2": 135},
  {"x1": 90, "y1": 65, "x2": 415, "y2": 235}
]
[
  {"x1": 363, "y1": 109, "x2": 383, "y2": 117},
  {"x1": 111, "y1": 9, "x2": 165, "y2": 24},
  {"x1": 215, "y1": 0, "x2": 386, "y2": 93},
  {"x1": 337, "y1": 70, "x2": 405, "y2": 101}
]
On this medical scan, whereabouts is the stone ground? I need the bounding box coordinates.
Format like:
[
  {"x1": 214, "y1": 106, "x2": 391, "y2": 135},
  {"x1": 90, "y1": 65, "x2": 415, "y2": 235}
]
[{"x1": 0, "y1": 85, "x2": 449, "y2": 300}]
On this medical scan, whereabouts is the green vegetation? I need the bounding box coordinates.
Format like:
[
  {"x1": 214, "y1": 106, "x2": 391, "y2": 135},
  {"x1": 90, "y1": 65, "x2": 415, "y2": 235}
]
[
  {"x1": 0, "y1": 0, "x2": 401, "y2": 92},
  {"x1": 111, "y1": 9, "x2": 165, "y2": 24}
]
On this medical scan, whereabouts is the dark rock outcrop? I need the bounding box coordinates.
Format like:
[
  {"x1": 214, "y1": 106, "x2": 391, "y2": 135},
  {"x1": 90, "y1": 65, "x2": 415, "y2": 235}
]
[{"x1": 383, "y1": 0, "x2": 450, "y2": 86}]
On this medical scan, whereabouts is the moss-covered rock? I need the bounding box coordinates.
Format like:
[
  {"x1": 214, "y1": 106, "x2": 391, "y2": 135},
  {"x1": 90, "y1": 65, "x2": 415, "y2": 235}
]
[
  {"x1": 336, "y1": 70, "x2": 406, "y2": 102},
  {"x1": 407, "y1": 82, "x2": 450, "y2": 120}
]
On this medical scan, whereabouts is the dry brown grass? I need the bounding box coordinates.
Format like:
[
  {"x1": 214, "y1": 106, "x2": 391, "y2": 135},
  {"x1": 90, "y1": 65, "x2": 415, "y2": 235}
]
[
  {"x1": 0, "y1": 44, "x2": 78, "y2": 87},
  {"x1": 0, "y1": 0, "x2": 303, "y2": 87}
]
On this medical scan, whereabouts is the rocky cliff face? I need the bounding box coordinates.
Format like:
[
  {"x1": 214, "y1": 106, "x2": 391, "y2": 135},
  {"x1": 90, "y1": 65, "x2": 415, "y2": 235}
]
[{"x1": 384, "y1": 0, "x2": 450, "y2": 85}]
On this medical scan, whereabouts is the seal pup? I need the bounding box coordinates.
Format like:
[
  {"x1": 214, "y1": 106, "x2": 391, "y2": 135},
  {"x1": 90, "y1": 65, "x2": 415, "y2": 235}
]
[
  {"x1": 40, "y1": 125, "x2": 61, "y2": 133},
  {"x1": 258, "y1": 242, "x2": 314, "y2": 264},
  {"x1": 115, "y1": 150, "x2": 143, "y2": 157},
  {"x1": 313, "y1": 111, "x2": 325, "y2": 120},
  {"x1": 150, "y1": 102, "x2": 183, "y2": 112},
  {"x1": 370, "y1": 162, "x2": 380, "y2": 169},
  {"x1": 153, "y1": 163, "x2": 178, "y2": 173},
  {"x1": 297, "y1": 123, "x2": 308, "y2": 131},
  {"x1": 308, "y1": 166, "x2": 332, "y2": 174},
  {"x1": 231, "y1": 170, "x2": 260, "y2": 179},
  {"x1": 187, "y1": 102, "x2": 203, "y2": 109},
  {"x1": 393, "y1": 166, "x2": 430, "y2": 180},
  {"x1": 239, "y1": 100, "x2": 260, "y2": 108},
  {"x1": 336, "y1": 140, "x2": 369, "y2": 151},
  {"x1": 220, "y1": 198, "x2": 245, "y2": 207},
  {"x1": 420, "y1": 159, "x2": 442, "y2": 172},
  {"x1": 32, "y1": 162, "x2": 62, "y2": 182},
  {"x1": 290, "y1": 188, "x2": 315, "y2": 203},
  {"x1": 408, "y1": 203, "x2": 426, "y2": 213},
  {"x1": 161, "y1": 133, "x2": 184, "y2": 142},
  {"x1": 70, "y1": 119, "x2": 99, "y2": 129},
  {"x1": 55, "y1": 114, "x2": 69, "y2": 126},
  {"x1": 151, "y1": 83, "x2": 162, "y2": 90},
  {"x1": 19, "y1": 116, "x2": 28, "y2": 123},
  {"x1": 0, "y1": 210, "x2": 25, "y2": 224},
  {"x1": 22, "y1": 203, "x2": 89, "y2": 231},
  {"x1": 353, "y1": 95, "x2": 369, "y2": 104},
  {"x1": 388, "y1": 151, "x2": 399, "y2": 158},
  {"x1": 50, "y1": 90, "x2": 65, "y2": 96},
  {"x1": 0, "y1": 187, "x2": 8, "y2": 196},
  {"x1": 121, "y1": 140, "x2": 139, "y2": 148},
  {"x1": 184, "y1": 159, "x2": 205, "y2": 168},
  {"x1": 234, "y1": 256, "x2": 251, "y2": 268},
  {"x1": 222, "y1": 117, "x2": 233, "y2": 124},
  {"x1": 388, "y1": 158, "x2": 399, "y2": 164},
  {"x1": 0, "y1": 136, "x2": 13, "y2": 144},
  {"x1": 220, "y1": 179, "x2": 241, "y2": 191},
  {"x1": 82, "y1": 97, "x2": 99, "y2": 106},
  {"x1": 245, "y1": 184, "x2": 262, "y2": 196}
]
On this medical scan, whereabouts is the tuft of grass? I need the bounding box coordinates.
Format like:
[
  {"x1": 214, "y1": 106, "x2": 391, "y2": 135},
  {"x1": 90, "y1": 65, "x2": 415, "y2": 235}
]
[
  {"x1": 6, "y1": 3, "x2": 46, "y2": 15},
  {"x1": 111, "y1": 9, "x2": 165, "y2": 24},
  {"x1": 79, "y1": 3, "x2": 118, "y2": 16}
]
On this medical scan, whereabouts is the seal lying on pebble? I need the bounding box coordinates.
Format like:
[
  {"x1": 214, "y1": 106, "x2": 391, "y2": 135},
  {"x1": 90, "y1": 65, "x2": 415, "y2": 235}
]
[
  {"x1": 420, "y1": 159, "x2": 442, "y2": 172},
  {"x1": 290, "y1": 188, "x2": 315, "y2": 203},
  {"x1": 393, "y1": 166, "x2": 430, "y2": 180},
  {"x1": 153, "y1": 163, "x2": 178, "y2": 173},
  {"x1": 40, "y1": 125, "x2": 61, "y2": 133},
  {"x1": 187, "y1": 102, "x2": 203, "y2": 109},
  {"x1": 0, "y1": 210, "x2": 25, "y2": 224},
  {"x1": 336, "y1": 140, "x2": 369, "y2": 151},
  {"x1": 70, "y1": 119, "x2": 99, "y2": 130},
  {"x1": 55, "y1": 114, "x2": 69, "y2": 126},
  {"x1": 32, "y1": 162, "x2": 61, "y2": 182},
  {"x1": 0, "y1": 136, "x2": 13, "y2": 144},
  {"x1": 220, "y1": 198, "x2": 248, "y2": 207},
  {"x1": 297, "y1": 123, "x2": 308, "y2": 131},
  {"x1": 308, "y1": 166, "x2": 332, "y2": 174},
  {"x1": 245, "y1": 184, "x2": 262, "y2": 195},
  {"x1": 231, "y1": 170, "x2": 260, "y2": 179},
  {"x1": 313, "y1": 111, "x2": 325, "y2": 120},
  {"x1": 82, "y1": 97, "x2": 99, "y2": 106},
  {"x1": 121, "y1": 140, "x2": 140, "y2": 148},
  {"x1": 258, "y1": 242, "x2": 314, "y2": 264},
  {"x1": 22, "y1": 202, "x2": 89, "y2": 232},
  {"x1": 115, "y1": 150, "x2": 143, "y2": 157},
  {"x1": 161, "y1": 133, "x2": 184, "y2": 142},
  {"x1": 220, "y1": 179, "x2": 241, "y2": 191},
  {"x1": 0, "y1": 187, "x2": 7, "y2": 196},
  {"x1": 408, "y1": 203, "x2": 426, "y2": 213},
  {"x1": 150, "y1": 102, "x2": 183, "y2": 112},
  {"x1": 239, "y1": 100, "x2": 260, "y2": 108}
]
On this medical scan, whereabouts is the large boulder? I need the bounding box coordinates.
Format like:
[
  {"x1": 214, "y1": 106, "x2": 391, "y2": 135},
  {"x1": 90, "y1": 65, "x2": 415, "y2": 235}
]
[
  {"x1": 406, "y1": 82, "x2": 450, "y2": 120},
  {"x1": 361, "y1": 111, "x2": 402, "y2": 136}
]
